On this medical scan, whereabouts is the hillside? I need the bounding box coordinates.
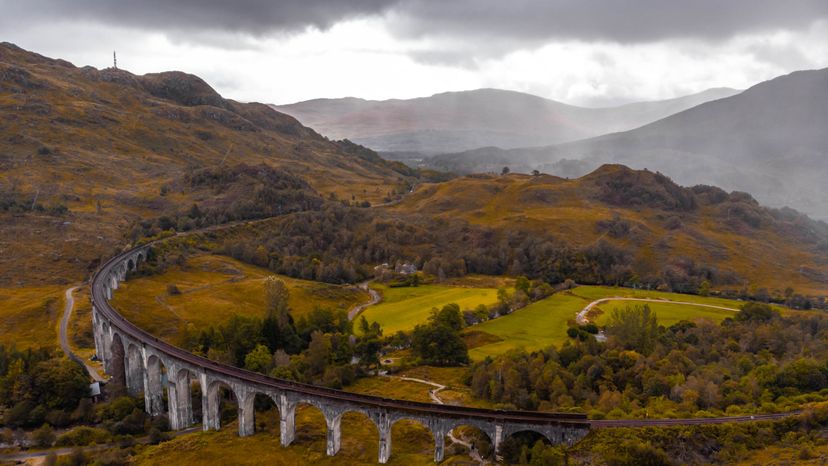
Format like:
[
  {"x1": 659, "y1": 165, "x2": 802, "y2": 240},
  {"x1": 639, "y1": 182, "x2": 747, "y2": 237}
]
[
  {"x1": 0, "y1": 42, "x2": 417, "y2": 286},
  {"x1": 390, "y1": 165, "x2": 828, "y2": 296},
  {"x1": 429, "y1": 68, "x2": 828, "y2": 220},
  {"x1": 272, "y1": 87, "x2": 739, "y2": 154}
]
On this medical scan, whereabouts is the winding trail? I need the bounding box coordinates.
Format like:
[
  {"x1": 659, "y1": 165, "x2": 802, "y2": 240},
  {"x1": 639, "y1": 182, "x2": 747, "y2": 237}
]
[
  {"x1": 60, "y1": 286, "x2": 106, "y2": 383},
  {"x1": 387, "y1": 375, "x2": 488, "y2": 464},
  {"x1": 348, "y1": 281, "x2": 381, "y2": 321},
  {"x1": 576, "y1": 296, "x2": 739, "y2": 325}
]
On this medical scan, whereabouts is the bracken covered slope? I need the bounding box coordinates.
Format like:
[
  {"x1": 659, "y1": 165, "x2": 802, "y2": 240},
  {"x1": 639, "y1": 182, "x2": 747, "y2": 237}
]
[
  {"x1": 391, "y1": 165, "x2": 828, "y2": 296},
  {"x1": 0, "y1": 42, "x2": 415, "y2": 285}
]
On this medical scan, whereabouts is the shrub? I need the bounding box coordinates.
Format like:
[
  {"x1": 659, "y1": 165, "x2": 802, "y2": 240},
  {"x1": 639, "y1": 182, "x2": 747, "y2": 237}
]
[
  {"x1": 31, "y1": 424, "x2": 55, "y2": 448},
  {"x1": 55, "y1": 426, "x2": 111, "y2": 446}
]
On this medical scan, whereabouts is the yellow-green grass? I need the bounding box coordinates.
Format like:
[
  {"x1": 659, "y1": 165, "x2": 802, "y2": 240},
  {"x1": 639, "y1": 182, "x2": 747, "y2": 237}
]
[
  {"x1": 0, "y1": 285, "x2": 66, "y2": 348},
  {"x1": 133, "y1": 405, "x2": 440, "y2": 465},
  {"x1": 570, "y1": 286, "x2": 748, "y2": 309},
  {"x1": 345, "y1": 376, "x2": 433, "y2": 403},
  {"x1": 592, "y1": 300, "x2": 736, "y2": 327},
  {"x1": 469, "y1": 292, "x2": 584, "y2": 360},
  {"x1": 360, "y1": 283, "x2": 500, "y2": 335},
  {"x1": 111, "y1": 254, "x2": 368, "y2": 345},
  {"x1": 467, "y1": 285, "x2": 766, "y2": 360}
]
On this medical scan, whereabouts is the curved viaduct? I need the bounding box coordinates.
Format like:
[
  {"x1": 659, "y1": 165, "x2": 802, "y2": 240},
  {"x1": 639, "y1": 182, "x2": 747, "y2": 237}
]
[{"x1": 90, "y1": 241, "x2": 590, "y2": 463}]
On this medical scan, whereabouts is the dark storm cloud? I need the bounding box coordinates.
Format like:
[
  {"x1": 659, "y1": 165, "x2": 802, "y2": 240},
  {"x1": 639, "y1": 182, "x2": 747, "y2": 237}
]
[
  {"x1": 4, "y1": 0, "x2": 398, "y2": 34},
  {"x1": 6, "y1": 0, "x2": 828, "y2": 42}
]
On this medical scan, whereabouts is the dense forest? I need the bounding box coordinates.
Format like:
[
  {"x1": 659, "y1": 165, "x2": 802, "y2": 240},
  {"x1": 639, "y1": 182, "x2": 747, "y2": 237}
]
[
  {"x1": 467, "y1": 303, "x2": 828, "y2": 417},
  {"x1": 213, "y1": 204, "x2": 825, "y2": 309}
]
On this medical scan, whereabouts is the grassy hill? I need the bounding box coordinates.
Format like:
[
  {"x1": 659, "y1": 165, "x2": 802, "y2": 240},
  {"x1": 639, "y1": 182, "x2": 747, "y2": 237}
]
[
  {"x1": 110, "y1": 255, "x2": 368, "y2": 346},
  {"x1": 391, "y1": 166, "x2": 828, "y2": 297},
  {"x1": 0, "y1": 42, "x2": 418, "y2": 287}
]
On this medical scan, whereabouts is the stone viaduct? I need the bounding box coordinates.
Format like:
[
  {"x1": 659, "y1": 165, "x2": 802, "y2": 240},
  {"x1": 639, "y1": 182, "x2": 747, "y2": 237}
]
[{"x1": 91, "y1": 242, "x2": 590, "y2": 463}]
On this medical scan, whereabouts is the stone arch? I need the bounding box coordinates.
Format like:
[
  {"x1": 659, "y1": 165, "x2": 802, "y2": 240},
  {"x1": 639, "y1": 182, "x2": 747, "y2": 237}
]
[
  {"x1": 388, "y1": 416, "x2": 435, "y2": 463},
  {"x1": 499, "y1": 429, "x2": 553, "y2": 463},
  {"x1": 127, "y1": 258, "x2": 136, "y2": 272},
  {"x1": 291, "y1": 399, "x2": 329, "y2": 453},
  {"x1": 336, "y1": 409, "x2": 379, "y2": 460},
  {"x1": 145, "y1": 354, "x2": 169, "y2": 415},
  {"x1": 443, "y1": 421, "x2": 497, "y2": 463},
  {"x1": 108, "y1": 332, "x2": 126, "y2": 392},
  {"x1": 250, "y1": 391, "x2": 280, "y2": 436},
  {"x1": 124, "y1": 343, "x2": 144, "y2": 396},
  {"x1": 205, "y1": 379, "x2": 240, "y2": 432}
]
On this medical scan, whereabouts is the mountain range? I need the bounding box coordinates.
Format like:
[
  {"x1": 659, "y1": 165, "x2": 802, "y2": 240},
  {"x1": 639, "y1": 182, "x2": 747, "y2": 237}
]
[
  {"x1": 426, "y1": 68, "x2": 828, "y2": 220},
  {"x1": 272, "y1": 87, "x2": 740, "y2": 154}
]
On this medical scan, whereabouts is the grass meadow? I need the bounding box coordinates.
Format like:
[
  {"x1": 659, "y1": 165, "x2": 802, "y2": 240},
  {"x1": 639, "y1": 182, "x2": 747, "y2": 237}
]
[
  {"x1": 359, "y1": 283, "x2": 500, "y2": 334},
  {"x1": 111, "y1": 255, "x2": 368, "y2": 345},
  {"x1": 467, "y1": 285, "x2": 758, "y2": 360},
  {"x1": 0, "y1": 285, "x2": 66, "y2": 348}
]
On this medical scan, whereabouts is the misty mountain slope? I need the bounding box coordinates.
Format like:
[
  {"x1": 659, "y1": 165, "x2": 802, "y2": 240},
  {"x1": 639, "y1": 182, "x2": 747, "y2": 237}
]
[
  {"x1": 272, "y1": 87, "x2": 739, "y2": 154},
  {"x1": 427, "y1": 68, "x2": 828, "y2": 220},
  {"x1": 547, "y1": 68, "x2": 828, "y2": 219}
]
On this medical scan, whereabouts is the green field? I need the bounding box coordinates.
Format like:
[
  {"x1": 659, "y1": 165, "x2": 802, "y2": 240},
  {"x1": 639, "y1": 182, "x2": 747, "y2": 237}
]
[
  {"x1": 468, "y1": 285, "x2": 753, "y2": 360},
  {"x1": 360, "y1": 283, "x2": 500, "y2": 334},
  {"x1": 592, "y1": 300, "x2": 736, "y2": 327},
  {"x1": 468, "y1": 293, "x2": 583, "y2": 360}
]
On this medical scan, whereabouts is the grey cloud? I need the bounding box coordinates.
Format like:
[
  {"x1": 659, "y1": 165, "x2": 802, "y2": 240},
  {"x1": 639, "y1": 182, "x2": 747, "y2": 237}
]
[
  {"x1": 3, "y1": 0, "x2": 397, "y2": 35},
  {"x1": 5, "y1": 0, "x2": 828, "y2": 43},
  {"x1": 388, "y1": 0, "x2": 828, "y2": 43}
]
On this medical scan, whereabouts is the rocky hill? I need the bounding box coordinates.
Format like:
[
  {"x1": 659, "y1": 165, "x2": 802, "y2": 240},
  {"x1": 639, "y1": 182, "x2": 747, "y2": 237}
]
[{"x1": 391, "y1": 165, "x2": 828, "y2": 296}]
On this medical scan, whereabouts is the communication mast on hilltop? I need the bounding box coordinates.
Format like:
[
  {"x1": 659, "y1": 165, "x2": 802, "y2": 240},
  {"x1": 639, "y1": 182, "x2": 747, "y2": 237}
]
[{"x1": 113, "y1": 51, "x2": 117, "y2": 69}]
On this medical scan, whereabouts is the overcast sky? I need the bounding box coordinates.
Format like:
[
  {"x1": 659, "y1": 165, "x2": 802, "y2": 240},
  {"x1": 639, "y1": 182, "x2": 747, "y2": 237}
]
[{"x1": 3, "y1": 0, "x2": 828, "y2": 106}]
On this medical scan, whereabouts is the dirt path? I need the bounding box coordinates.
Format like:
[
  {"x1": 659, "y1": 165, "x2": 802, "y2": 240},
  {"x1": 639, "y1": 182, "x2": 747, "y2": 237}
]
[
  {"x1": 348, "y1": 282, "x2": 381, "y2": 321},
  {"x1": 387, "y1": 375, "x2": 489, "y2": 464},
  {"x1": 60, "y1": 286, "x2": 106, "y2": 383},
  {"x1": 577, "y1": 296, "x2": 739, "y2": 325}
]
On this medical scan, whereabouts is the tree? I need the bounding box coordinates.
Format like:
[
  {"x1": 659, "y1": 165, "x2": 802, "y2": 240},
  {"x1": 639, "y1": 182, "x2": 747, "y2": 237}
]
[
  {"x1": 264, "y1": 276, "x2": 290, "y2": 323},
  {"x1": 501, "y1": 166, "x2": 511, "y2": 175},
  {"x1": 244, "y1": 344, "x2": 272, "y2": 374},
  {"x1": 429, "y1": 303, "x2": 464, "y2": 331},
  {"x1": 515, "y1": 276, "x2": 531, "y2": 295},
  {"x1": 412, "y1": 323, "x2": 469, "y2": 366},
  {"x1": 698, "y1": 280, "x2": 711, "y2": 297},
  {"x1": 736, "y1": 302, "x2": 777, "y2": 322},
  {"x1": 606, "y1": 304, "x2": 659, "y2": 355},
  {"x1": 305, "y1": 331, "x2": 331, "y2": 377}
]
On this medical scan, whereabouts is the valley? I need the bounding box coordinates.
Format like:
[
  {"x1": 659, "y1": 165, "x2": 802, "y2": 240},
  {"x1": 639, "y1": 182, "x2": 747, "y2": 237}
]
[{"x1": 1, "y1": 39, "x2": 828, "y2": 466}]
